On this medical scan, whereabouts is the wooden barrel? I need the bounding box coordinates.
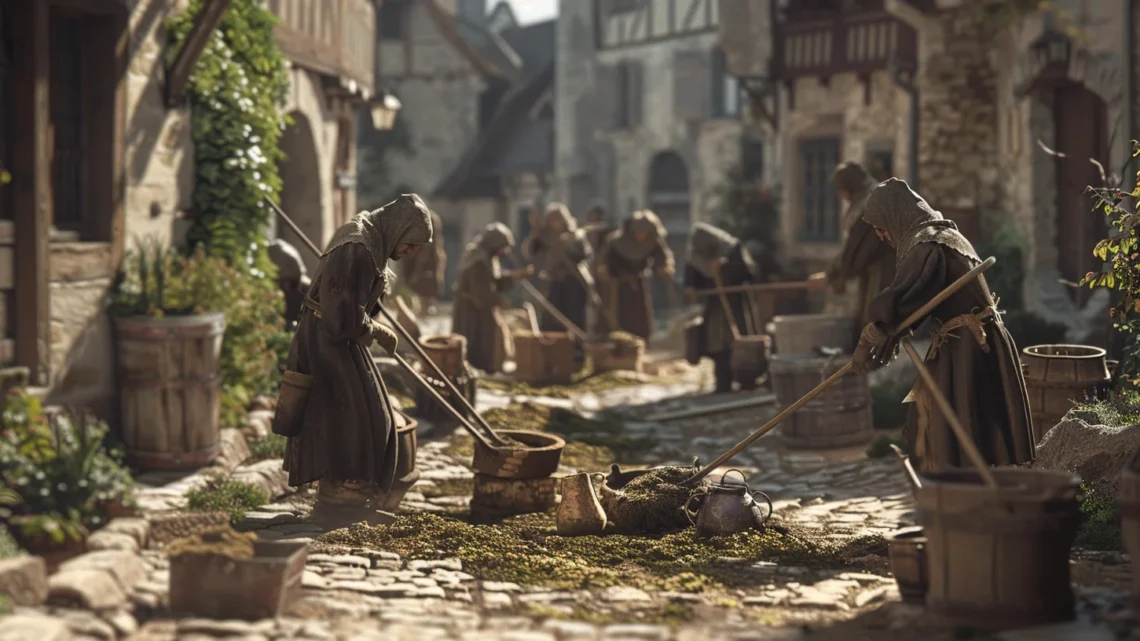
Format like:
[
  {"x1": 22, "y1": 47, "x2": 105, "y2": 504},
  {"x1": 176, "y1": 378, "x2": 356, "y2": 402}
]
[
  {"x1": 770, "y1": 314, "x2": 858, "y2": 355},
  {"x1": 418, "y1": 334, "x2": 467, "y2": 379},
  {"x1": 1022, "y1": 344, "x2": 1110, "y2": 444},
  {"x1": 586, "y1": 336, "x2": 645, "y2": 374},
  {"x1": 1120, "y1": 461, "x2": 1140, "y2": 608},
  {"x1": 915, "y1": 468, "x2": 1080, "y2": 631},
  {"x1": 115, "y1": 313, "x2": 225, "y2": 470},
  {"x1": 730, "y1": 334, "x2": 771, "y2": 389},
  {"x1": 413, "y1": 362, "x2": 478, "y2": 426},
  {"x1": 513, "y1": 332, "x2": 578, "y2": 385},
  {"x1": 770, "y1": 353, "x2": 873, "y2": 449}
]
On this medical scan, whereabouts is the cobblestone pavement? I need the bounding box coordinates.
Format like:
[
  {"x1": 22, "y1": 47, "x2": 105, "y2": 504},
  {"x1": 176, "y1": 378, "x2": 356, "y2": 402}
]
[{"x1": 1, "y1": 315, "x2": 1136, "y2": 641}]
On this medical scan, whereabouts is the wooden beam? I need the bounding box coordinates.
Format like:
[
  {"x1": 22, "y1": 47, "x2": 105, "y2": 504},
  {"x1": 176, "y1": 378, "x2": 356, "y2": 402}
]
[
  {"x1": 10, "y1": 0, "x2": 52, "y2": 385},
  {"x1": 165, "y1": 0, "x2": 233, "y2": 107}
]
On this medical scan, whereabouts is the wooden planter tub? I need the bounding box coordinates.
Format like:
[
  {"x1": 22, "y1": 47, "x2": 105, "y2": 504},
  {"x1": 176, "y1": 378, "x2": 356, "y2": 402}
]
[{"x1": 1021, "y1": 344, "x2": 1110, "y2": 445}]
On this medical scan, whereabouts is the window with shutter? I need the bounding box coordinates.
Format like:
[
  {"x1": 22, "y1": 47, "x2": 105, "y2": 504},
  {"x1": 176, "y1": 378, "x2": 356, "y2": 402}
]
[
  {"x1": 798, "y1": 137, "x2": 841, "y2": 242},
  {"x1": 710, "y1": 49, "x2": 740, "y2": 119},
  {"x1": 615, "y1": 63, "x2": 631, "y2": 129},
  {"x1": 595, "y1": 65, "x2": 619, "y2": 131},
  {"x1": 673, "y1": 51, "x2": 710, "y2": 122},
  {"x1": 626, "y1": 62, "x2": 643, "y2": 128}
]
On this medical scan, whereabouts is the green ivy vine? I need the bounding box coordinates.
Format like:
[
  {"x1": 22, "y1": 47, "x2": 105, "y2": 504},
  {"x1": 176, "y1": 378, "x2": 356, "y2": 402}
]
[{"x1": 165, "y1": 0, "x2": 292, "y2": 426}]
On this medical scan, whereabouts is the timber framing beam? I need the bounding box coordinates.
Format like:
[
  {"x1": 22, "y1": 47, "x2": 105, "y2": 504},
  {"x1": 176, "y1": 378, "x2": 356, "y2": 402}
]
[{"x1": 165, "y1": 0, "x2": 232, "y2": 107}]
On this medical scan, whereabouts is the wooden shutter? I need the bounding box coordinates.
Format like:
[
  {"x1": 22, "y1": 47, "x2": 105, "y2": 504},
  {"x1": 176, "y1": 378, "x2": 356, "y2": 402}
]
[
  {"x1": 798, "y1": 138, "x2": 841, "y2": 242},
  {"x1": 626, "y1": 62, "x2": 644, "y2": 128},
  {"x1": 673, "y1": 50, "x2": 710, "y2": 122},
  {"x1": 595, "y1": 64, "x2": 619, "y2": 131}
]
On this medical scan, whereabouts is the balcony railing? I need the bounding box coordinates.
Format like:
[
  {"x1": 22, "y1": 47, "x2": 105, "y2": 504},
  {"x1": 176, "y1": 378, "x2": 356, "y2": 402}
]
[
  {"x1": 268, "y1": 0, "x2": 376, "y2": 96},
  {"x1": 773, "y1": 10, "x2": 917, "y2": 80}
]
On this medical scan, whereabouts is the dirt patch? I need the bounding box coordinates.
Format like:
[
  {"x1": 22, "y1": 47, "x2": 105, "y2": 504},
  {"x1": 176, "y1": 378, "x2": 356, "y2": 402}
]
[
  {"x1": 166, "y1": 525, "x2": 258, "y2": 560},
  {"x1": 316, "y1": 512, "x2": 887, "y2": 593}
]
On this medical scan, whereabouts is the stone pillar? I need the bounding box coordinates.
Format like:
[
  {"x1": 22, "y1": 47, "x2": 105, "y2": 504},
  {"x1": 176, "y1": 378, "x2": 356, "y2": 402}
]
[{"x1": 914, "y1": 7, "x2": 1001, "y2": 241}]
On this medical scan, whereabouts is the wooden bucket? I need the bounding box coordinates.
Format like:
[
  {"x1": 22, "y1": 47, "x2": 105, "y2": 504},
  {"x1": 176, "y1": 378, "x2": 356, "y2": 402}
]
[
  {"x1": 730, "y1": 334, "x2": 771, "y2": 388},
  {"x1": 684, "y1": 316, "x2": 704, "y2": 366},
  {"x1": 770, "y1": 354, "x2": 873, "y2": 449},
  {"x1": 770, "y1": 314, "x2": 858, "y2": 355},
  {"x1": 1120, "y1": 460, "x2": 1140, "y2": 608},
  {"x1": 418, "y1": 334, "x2": 467, "y2": 379},
  {"x1": 1022, "y1": 345, "x2": 1110, "y2": 445},
  {"x1": 886, "y1": 526, "x2": 928, "y2": 605},
  {"x1": 114, "y1": 313, "x2": 226, "y2": 470},
  {"x1": 915, "y1": 468, "x2": 1081, "y2": 630},
  {"x1": 413, "y1": 364, "x2": 478, "y2": 426},
  {"x1": 512, "y1": 332, "x2": 578, "y2": 385},
  {"x1": 586, "y1": 336, "x2": 645, "y2": 374}
]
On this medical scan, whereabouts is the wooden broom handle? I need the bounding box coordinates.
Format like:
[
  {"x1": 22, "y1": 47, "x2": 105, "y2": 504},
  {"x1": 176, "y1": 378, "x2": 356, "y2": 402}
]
[
  {"x1": 691, "y1": 281, "x2": 814, "y2": 297},
  {"x1": 519, "y1": 278, "x2": 588, "y2": 342},
  {"x1": 391, "y1": 353, "x2": 499, "y2": 451},
  {"x1": 712, "y1": 268, "x2": 743, "y2": 342},
  {"x1": 900, "y1": 339, "x2": 1000, "y2": 489},
  {"x1": 683, "y1": 256, "x2": 997, "y2": 486}
]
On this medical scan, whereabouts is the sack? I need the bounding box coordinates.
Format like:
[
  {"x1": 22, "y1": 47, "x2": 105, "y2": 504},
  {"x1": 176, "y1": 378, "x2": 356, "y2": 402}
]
[
  {"x1": 271, "y1": 370, "x2": 313, "y2": 437},
  {"x1": 684, "y1": 316, "x2": 705, "y2": 366}
]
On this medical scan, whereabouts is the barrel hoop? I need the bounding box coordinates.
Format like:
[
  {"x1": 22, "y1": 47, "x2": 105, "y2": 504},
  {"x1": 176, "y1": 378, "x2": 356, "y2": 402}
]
[
  {"x1": 1023, "y1": 379, "x2": 1109, "y2": 390},
  {"x1": 122, "y1": 373, "x2": 222, "y2": 389}
]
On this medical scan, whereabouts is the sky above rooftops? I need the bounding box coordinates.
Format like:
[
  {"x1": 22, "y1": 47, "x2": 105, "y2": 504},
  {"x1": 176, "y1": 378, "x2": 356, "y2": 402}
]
[{"x1": 504, "y1": 0, "x2": 556, "y2": 25}]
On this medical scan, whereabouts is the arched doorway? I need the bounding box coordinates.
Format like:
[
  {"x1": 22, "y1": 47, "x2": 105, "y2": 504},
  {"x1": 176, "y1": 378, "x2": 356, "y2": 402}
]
[
  {"x1": 277, "y1": 112, "x2": 323, "y2": 273},
  {"x1": 1051, "y1": 83, "x2": 1109, "y2": 307},
  {"x1": 647, "y1": 151, "x2": 690, "y2": 311}
]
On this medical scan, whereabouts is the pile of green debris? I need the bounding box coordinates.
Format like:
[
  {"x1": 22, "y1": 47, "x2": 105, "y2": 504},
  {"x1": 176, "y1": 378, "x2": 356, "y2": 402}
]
[{"x1": 318, "y1": 512, "x2": 886, "y2": 592}]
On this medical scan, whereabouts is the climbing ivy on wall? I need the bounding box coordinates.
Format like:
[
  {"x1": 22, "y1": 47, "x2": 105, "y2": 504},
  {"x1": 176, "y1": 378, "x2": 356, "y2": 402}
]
[{"x1": 166, "y1": 0, "x2": 292, "y2": 426}]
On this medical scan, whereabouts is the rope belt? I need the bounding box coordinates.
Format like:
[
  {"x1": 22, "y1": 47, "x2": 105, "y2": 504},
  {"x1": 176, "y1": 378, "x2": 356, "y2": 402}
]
[{"x1": 929, "y1": 306, "x2": 997, "y2": 358}]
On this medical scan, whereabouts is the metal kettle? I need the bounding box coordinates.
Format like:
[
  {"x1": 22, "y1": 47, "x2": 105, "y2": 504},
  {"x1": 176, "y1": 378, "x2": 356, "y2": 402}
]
[{"x1": 684, "y1": 469, "x2": 773, "y2": 538}]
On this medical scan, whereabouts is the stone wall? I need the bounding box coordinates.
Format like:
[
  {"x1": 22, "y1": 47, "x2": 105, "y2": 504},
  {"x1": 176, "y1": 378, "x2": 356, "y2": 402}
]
[
  {"x1": 553, "y1": 0, "x2": 601, "y2": 214},
  {"x1": 778, "y1": 70, "x2": 910, "y2": 268},
  {"x1": 47, "y1": 0, "x2": 196, "y2": 413}
]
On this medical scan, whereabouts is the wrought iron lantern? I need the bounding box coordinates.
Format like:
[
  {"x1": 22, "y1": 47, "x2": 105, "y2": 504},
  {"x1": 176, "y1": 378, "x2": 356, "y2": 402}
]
[{"x1": 369, "y1": 91, "x2": 402, "y2": 131}]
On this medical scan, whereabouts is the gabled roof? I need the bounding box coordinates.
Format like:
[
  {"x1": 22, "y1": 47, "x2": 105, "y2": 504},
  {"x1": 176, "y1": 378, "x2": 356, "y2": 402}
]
[
  {"x1": 422, "y1": 0, "x2": 515, "y2": 80},
  {"x1": 499, "y1": 19, "x2": 555, "y2": 79},
  {"x1": 486, "y1": 1, "x2": 519, "y2": 33},
  {"x1": 453, "y1": 13, "x2": 523, "y2": 81},
  {"x1": 435, "y1": 60, "x2": 556, "y2": 198}
]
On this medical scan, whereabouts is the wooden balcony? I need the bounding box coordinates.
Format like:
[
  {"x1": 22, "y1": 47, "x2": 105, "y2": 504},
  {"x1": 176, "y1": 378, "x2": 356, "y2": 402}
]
[
  {"x1": 772, "y1": 6, "x2": 917, "y2": 81},
  {"x1": 267, "y1": 0, "x2": 376, "y2": 97}
]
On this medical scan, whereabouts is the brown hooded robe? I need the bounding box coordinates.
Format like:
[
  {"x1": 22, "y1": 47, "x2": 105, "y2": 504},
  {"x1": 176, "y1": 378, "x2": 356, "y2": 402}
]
[
  {"x1": 523, "y1": 203, "x2": 593, "y2": 332},
  {"x1": 596, "y1": 210, "x2": 674, "y2": 342},
  {"x1": 452, "y1": 223, "x2": 517, "y2": 374},
  {"x1": 282, "y1": 195, "x2": 434, "y2": 490},
  {"x1": 827, "y1": 162, "x2": 897, "y2": 326},
  {"x1": 862, "y1": 178, "x2": 1034, "y2": 473}
]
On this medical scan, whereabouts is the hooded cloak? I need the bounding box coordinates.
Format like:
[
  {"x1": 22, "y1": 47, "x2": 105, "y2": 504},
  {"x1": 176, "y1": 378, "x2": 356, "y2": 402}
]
[
  {"x1": 862, "y1": 178, "x2": 978, "y2": 265},
  {"x1": 453, "y1": 223, "x2": 518, "y2": 373},
  {"x1": 832, "y1": 162, "x2": 880, "y2": 232},
  {"x1": 595, "y1": 210, "x2": 675, "y2": 341},
  {"x1": 686, "y1": 223, "x2": 740, "y2": 278},
  {"x1": 523, "y1": 202, "x2": 593, "y2": 331},
  {"x1": 608, "y1": 210, "x2": 668, "y2": 263},
  {"x1": 283, "y1": 193, "x2": 435, "y2": 493},
  {"x1": 400, "y1": 209, "x2": 447, "y2": 300}
]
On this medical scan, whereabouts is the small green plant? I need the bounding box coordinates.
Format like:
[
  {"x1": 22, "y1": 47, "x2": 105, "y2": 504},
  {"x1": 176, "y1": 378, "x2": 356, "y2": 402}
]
[
  {"x1": 248, "y1": 433, "x2": 287, "y2": 461},
  {"x1": 8, "y1": 511, "x2": 87, "y2": 546},
  {"x1": 1074, "y1": 481, "x2": 1123, "y2": 551},
  {"x1": 0, "y1": 392, "x2": 135, "y2": 534},
  {"x1": 185, "y1": 475, "x2": 269, "y2": 524},
  {"x1": 1073, "y1": 388, "x2": 1140, "y2": 427},
  {"x1": 0, "y1": 526, "x2": 18, "y2": 559}
]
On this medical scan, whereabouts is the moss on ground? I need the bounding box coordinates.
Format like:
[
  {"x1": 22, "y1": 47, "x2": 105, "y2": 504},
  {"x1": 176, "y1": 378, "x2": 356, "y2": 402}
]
[
  {"x1": 479, "y1": 371, "x2": 661, "y2": 399},
  {"x1": 317, "y1": 512, "x2": 887, "y2": 593},
  {"x1": 185, "y1": 476, "x2": 268, "y2": 524},
  {"x1": 166, "y1": 525, "x2": 258, "y2": 560},
  {"x1": 418, "y1": 477, "x2": 475, "y2": 499},
  {"x1": 442, "y1": 402, "x2": 653, "y2": 471}
]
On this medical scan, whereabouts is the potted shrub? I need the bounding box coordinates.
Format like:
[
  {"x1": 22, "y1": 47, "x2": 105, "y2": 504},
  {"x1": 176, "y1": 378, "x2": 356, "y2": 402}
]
[
  {"x1": 0, "y1": 392, "x2": 135, "y2": 565},
  {"x1": 108, "y1": 236, "x2": 230, "y2": 471}
]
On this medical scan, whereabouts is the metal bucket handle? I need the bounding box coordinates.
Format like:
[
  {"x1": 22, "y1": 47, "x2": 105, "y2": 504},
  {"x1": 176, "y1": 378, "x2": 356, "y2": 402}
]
[
  {"x1": 683, "y1": 490, "x2": 708, "y2": 525},
  {"x1": 722, "y1": 469, "x2": 748, "y2": 486},
  {"x1": 749, "y1": 490, "x2": 775, "y2": 525}
]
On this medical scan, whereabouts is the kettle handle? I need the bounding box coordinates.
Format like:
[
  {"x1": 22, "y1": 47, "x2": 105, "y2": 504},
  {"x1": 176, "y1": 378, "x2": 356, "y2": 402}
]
[
  {"x1": 722, "y1": 469, "x2": 747, "y2": 485},
  {"x1": 591, "y1": 472, "x2": 606, "y2": 483},
  {"x1": 750, "y1": 490, "x2": 774, "y2": 525},
  {"x1": 683, "y1": 492, "x2": 706, "y2": 525}
]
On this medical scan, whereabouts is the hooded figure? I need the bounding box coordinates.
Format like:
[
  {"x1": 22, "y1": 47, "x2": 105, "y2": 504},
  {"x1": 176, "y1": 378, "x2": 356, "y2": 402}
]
[
  {"x1": 523, "y1": 202, "x2": 594, "y2": 332},
  {"x1": 400, "y1": 209, "x2": 447, "y2": 313},
  {"x1": 854, "y1": 178, "x2": 1034, "y2": 473},
  {"x1": 268, "y1": 238, "x2": 312, "y2": 327},
  {"x1": 452, "y1": 223, "x2": 530, "y2": 374},
  {"x1": 583, "y1": 201, "x2": 615, "y2": 255},
  {"x1": 684, "y1": 224, "x2": 771, "y2": 393},
  {"x1": 280, "y1": 194, "x2": 434, "y2": 510},
  {"x1": 825, "y1": 162, "x2": 897, "y2": 326},
  {"x1": 595, "y1": 210, "x2": 675, "y2": 342}
]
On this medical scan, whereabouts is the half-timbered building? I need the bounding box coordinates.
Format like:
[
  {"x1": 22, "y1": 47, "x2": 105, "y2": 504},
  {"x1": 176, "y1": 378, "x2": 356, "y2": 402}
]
[
  {"x1": 555, "y1": 0, "x2": 758, "y2": 296},
  {"x1": 0, "y1": 0, "x2": 375, "y2": 414}
]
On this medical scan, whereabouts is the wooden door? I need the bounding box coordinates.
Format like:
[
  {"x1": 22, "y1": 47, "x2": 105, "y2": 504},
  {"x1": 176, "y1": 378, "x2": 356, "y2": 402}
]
[{"x1": 1053, "y1": 84, "x2": 1109, "y2": 307}]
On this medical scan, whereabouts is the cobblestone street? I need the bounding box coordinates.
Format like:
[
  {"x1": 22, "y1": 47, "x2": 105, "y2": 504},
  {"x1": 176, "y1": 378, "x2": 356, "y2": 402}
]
[{"x1": 2, "y1": 314, "x2": 1138, "y2": 641}]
